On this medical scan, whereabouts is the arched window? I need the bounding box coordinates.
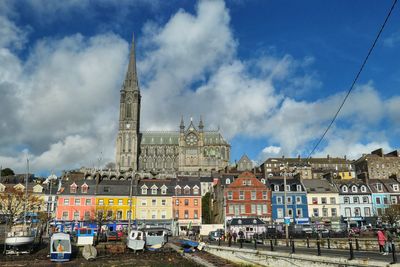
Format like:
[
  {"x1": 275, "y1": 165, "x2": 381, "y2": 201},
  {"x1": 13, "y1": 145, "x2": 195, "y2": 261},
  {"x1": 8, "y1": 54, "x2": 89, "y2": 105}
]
[
  {"x1": 226, "y1": 178, "x2": 231, "y2": 185},
  {"x1": 261, "y1": 179, "x2": 266, "y2": 184},
  {"x1": 342, "y1": 185, "x2": 348, "y2": 192},
  {"x1": 126, "y1": 103, "x2": 132, "y2": 118}
]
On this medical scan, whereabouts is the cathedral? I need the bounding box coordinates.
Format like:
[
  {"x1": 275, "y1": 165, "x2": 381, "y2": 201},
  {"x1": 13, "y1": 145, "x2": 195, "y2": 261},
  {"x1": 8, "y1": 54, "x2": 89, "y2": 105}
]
[{"x1": 115, "y1": 37, "x2": 230, "y2": 175}]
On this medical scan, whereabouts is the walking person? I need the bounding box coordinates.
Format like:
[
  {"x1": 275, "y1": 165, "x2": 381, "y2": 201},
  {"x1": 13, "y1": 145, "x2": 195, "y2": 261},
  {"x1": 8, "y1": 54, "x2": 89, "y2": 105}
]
[
  {"x1": 232, "y1": 231, "x2": 237, "y2": 243},
  {"x1": 385, "y1": 228, "x2": 393, "y2": 255},
  {"x1": 377, "y1": 228, "x2": 387, "y2": 255}
]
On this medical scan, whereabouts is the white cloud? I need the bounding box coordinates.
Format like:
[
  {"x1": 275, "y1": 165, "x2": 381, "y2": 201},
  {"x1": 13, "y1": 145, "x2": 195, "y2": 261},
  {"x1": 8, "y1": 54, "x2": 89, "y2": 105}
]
[{"x1": 384, "y1": 31, "x2": 400, "y2": 48}]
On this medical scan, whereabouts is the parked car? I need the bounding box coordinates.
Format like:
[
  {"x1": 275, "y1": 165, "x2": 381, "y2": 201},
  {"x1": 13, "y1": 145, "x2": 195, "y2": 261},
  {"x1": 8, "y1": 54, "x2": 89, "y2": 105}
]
[{"x1": 208, "y1": 231, "x2": 222, "y2": 241}]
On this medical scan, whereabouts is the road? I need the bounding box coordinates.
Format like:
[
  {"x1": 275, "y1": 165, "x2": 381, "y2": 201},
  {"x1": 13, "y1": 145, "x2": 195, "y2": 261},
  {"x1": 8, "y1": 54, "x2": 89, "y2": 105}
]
[{"x1": 207, "y1": 239, "x2": 399, "y2": 264}]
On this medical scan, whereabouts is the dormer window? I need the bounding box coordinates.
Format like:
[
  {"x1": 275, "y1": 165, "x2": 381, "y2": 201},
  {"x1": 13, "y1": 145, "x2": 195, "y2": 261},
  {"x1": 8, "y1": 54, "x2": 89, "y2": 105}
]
[
  {"x1": 351, "y1": 186, "x2": 358, "y2": 193},
  {"x1": 193, "y1": 185, "x2": 199, "y2": 195},
  {"x1": 286, "y1": 185, "x2": 290, "y2": 191},
  {"x1": 342, "y1": 186, "x2": 348, "y2": 192},
  {"x1": 175, "y1": 186, "x2": 181, "y2": 195},
  {"x1": 151, "y1": 185, "x2": 158, "y2": 195},
  {"x1": 361, "y1": 186, "x2": 367, "y2": 193},
  {"x1": 141, "y1": 185, "x2": 148, "y2": 195},
  {"x1": 226, "y1": 178, "x2": 231, "y2": 184},
  {"x1": 70, "y1": 183, "x2": 77, "y2": 193},
  {"x1": 274, "y1": 185, "x2": 279, "y2": 191},
  {"x1": 161, "y1": 185, "x2": 167, "y2": 195},
  {"x1": 184, "y1": 185, "x2": 190, "y2": 195},
  {"x1": 393, "y1": 184, "x2": 399, "y2": 192},
  {"x1": 242, "y1": 180, "x2": 246, "y2": 186},
  {"x1": 376, "y1": 183, "x2": 383, "y2": 192},
  {"x1": 297, "y1": 185, "x2": 302, "y2": 192},
  {"x1": 81, "y1": 183, "x2": 88, "y2": 194},
  {"x1": 261, "y1": 179, "x2": 266, "y2": 184}
]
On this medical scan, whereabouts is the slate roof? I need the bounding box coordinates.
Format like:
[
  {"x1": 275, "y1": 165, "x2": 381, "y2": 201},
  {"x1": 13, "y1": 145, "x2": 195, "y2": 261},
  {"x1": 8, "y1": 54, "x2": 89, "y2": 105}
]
[
  {"x1": 137, "y1": 179, "x2": 174, "y2": 196},
  {"x1": 368, "y1": 179, "x2": 390, "y2": 193},
  {"x1": 302, "y1": 179, "x2": 338, "y2": 193},
  {"x1": 332, "y1": 179, "x2": 371, "y2": 194},
  {"x1": 230, "y1": 217, "x2": 266, "y2": 226},
  {"x1": 380, "y1": 179, "x2": 400, "y2": 194},
  {"x1": 57, "y1": 180, "x2": 97, "y2": 195}
]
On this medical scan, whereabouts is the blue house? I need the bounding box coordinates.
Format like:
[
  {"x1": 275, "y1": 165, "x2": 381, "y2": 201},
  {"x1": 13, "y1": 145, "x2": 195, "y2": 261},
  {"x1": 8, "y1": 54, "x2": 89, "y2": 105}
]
[
  {"x1": 369, "y1": 179, "x2": 392, "y2": 218},
  {"x1": 269, "y1": 176, "x2": 309, "y2": 224}
]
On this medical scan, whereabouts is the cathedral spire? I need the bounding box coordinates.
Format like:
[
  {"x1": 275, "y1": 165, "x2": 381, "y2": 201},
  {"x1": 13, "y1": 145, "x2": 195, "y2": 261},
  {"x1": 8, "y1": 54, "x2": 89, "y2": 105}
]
[
  {"x1": 123, "y1": 33, "x2": 139, "y2": 91},
  {"x1": 180, "y1": 115, "x2": 185, "y2": 132},
  {"x1": 199, "y1": 115, "x2": 204, "y2": 131}
]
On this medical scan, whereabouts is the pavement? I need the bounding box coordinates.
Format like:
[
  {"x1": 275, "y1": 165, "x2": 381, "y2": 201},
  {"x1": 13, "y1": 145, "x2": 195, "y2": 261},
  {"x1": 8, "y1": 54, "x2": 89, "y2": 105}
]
[{"x1": 207, "y1": 239, "x2": 399, "y2": 264}]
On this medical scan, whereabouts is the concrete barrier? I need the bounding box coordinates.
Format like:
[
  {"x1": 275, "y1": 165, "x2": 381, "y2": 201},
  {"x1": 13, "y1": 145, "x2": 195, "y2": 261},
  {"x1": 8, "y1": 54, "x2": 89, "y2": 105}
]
[{"x1": 205, "y1": 244, "x2": 395, "y2": 267}]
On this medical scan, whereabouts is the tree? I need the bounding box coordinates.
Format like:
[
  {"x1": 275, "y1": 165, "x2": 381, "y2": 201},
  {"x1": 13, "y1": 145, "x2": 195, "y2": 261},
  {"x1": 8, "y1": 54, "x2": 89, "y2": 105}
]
[
  {"x1": 202, "y1": 192, "x2": 212, "y2": 224},
  {"x1": 104, "y1": 162, "x2": 116, "y2": 170},
  {"x1": 1, "y1": 168, "x2": 15, "y2": 177},
  {"x1": 383, "y1": 204, "x2": 400, "y2": 225},
  {"x1": 91, "y1": 206, "x2": 116, "y2": 243},
  {"x1": 0, "y1": 187, "x2": 43, "y2": 227}
]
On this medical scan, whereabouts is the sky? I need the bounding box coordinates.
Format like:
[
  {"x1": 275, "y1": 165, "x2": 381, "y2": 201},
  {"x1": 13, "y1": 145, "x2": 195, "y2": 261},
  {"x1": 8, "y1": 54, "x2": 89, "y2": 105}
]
[{"x1": 0, "y1": 0, "x2": 399, "y2": 176}]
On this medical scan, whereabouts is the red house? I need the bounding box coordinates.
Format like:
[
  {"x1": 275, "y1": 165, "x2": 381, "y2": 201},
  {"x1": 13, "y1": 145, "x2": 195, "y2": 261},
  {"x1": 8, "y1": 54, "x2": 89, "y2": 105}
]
[{"x1": 225, "y1": 172, "x2": 271, "y2": 221}]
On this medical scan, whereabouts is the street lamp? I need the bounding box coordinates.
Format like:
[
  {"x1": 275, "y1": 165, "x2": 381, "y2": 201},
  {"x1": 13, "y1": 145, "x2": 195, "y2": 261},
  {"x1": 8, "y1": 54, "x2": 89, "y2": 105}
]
[
  {"x1": 280, "y1": 163, "x2": 289, "y2": 242},
  {"x1": 128, "y1": 171, "x2": 135, "y2": 234},
  {"x1": 47, "y1": 173, "x2": 58, "y2": 235}
]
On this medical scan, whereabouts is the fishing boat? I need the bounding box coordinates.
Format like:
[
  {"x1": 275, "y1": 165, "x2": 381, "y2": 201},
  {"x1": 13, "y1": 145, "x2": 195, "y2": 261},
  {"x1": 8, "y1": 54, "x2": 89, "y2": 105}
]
[
  {"x1": 50, "y1": 233, "x2": 72, "y2": 262},
  {"x1": 76, "y1": 228, "x2": 94, "y2": 246},
  {"x1": 5, "y1": 224, "x2": 35, "y2": 247},
  {"x1": 143, "y1": 228, "x2": 167, "y2": 248},
  {"x1": 177, "y1": 239, "x2": 200, "y2": 253},
  {"x1": 127, "y1": 230, "x2": 145, "y2": 251}
]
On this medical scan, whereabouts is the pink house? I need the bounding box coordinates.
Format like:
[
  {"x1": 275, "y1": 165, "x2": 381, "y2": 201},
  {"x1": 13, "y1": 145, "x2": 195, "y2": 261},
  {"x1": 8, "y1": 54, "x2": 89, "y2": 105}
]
[{"x1": 56, "y1": 181, "x2": 96, "y2": 221}]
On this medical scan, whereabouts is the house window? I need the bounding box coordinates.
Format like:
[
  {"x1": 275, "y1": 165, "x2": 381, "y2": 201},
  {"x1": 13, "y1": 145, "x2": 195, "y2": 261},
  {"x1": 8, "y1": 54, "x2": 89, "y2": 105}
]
[
  {"x1": 351, "y1": 186, "x2": 357, "y2": 193},
  {"x1": 175, "y1": 210, "x2": 179, "y2": 218},
  {"x1": 64, "y1": 199, "x2": 70, "y2": 205},
  {"x1": 161, "y1": 210, "x2": 166, "y2": 219},
  {"x1": 142, "y1": 187, "x2": 148, "y2": 195},
  {"x1": 193, "y1": 187, "x2": 199, "y2": 195},
  {"x1": 274, "y1": 185, "x2": 279, "y2": 191},
  {"x1": 84, "y1": 211, "x2": 90, "y2": 220},
  {"x1": 288, "y1": 208, "x2": 293, "y2": 217},
  {"x1": 141, "y1": 199, "x2": 147, "y2": 206},
  {"x1": 361, "y1": 186, "x2": 367, "y2": 192},
  {"x1": 344, "y1": 197, "x2": 350, "y2": 204},
  {"x1": 296, "y1": 196, "x2": 302, "y2": 204},
  {"x1": 331, "y1": 208, "x2": 337, "y2": 217},
  {"x1": 263, "y1": 191, "x2": 268, "y2": 200},
  {"x1": 194, "y1": 210, "x2": 198, "y2": 219},
  {"x1": 228, "y1": 191, "x2": 233, "y2": 200},
  {"x1": 262, "y1": 204, "x2": 268, "y2": 214},
  {"x1": 175, "y1": 187, "x2": 181, "y2": 195},
  {"x1": 194, "y1": 199, "x2": 198, "y2": 206},
  {"x1": 75, "y1": 199, "x2": 81, "y2": 205},
  {"x1": 175, "y1": 199, "x2": 179, "y2": 206},
  {"x1": 330, "y1": 197, "x2": 336, "y2": 204},
  {"x1": 384, "y1": 197, "x2": 389, "y2": 204},
  {"x1": 184, "y1": 210, "x2": 189, "y2": 219},
  {"x1": 86, "y1": 199, "x2": 91, "y2": 205},
  {"x1": 103, "y1": 187, "x2": 110, "y2": 193},
  {"x1": 118, "y1": 199, "x2": 123, "y2": 206},
  {"x1": 184, "y1": 199, "x2": 189, "y2": 206},
  {"x1": 62, "y1": 211, "x2": 69, "y2": 220},
  {"x1": 161, "y1": 187, "x2": 167, "y2": 195},
  {"x1": 151, "y1": 211, "x2": 156, "y2": 219},
  {"x1": 321, "y1": 197, "x2": 327, "y2": 204},
  {"x1": 116, "y1": 210, "x2": 123, "y2": 220},
  {"x1": 247, "y1": 180, "x2": 252, "y2": 186},
  {"x1": 251, "y1": 191, "x2": 256, "y2": 200},
  {"x1": 239, "y1": 191, "x2": 244, "y2": 200},
  {"x1": 313, "y1": 208, "x2": 319, "y2": 217},
  {"x1": 322, "y1": 208, "x2": 328, "y2": 217},
  {"x1": 376, "y1": 183, "x2": 383, "y2": 192},
  {"x1": 108, "y1": 199, "x2": 114, "y2": 205},
  {"x1": 296, "y1": 208, "x2": 303, "y2": 218},
  {"x1": 354, "y1": 208, "x2": 361, "y2": 217},
  {"x1": 70, "y1": 184, "x2": 77, "y2": 193},
  {"x1": 162, "y1": 199, "x2": 166, "y2": 206},
  {"x1": 391, "y1": 196, "x2": 397, "y2": 204},
  {"x1": 312, "y1": 197, "x2": 318, "y2": 204},
  {"x1": 81, "y1": 185, "x2": 88, "y2": 193},
  {"x1": 277, "y1": 208, "x2": 283, "y2": 218},
  {"x1": 342, "y1": 186, "x2": 348, "y2": 192},
  {"x1": 251, "y1": 204, "x2": 256, "y2": 214},
  {"x1": 297, "y1": 185, "x2": 302, "y2": 192},
  {"x1": 345, "y1": 208, "x2": 351, "y2": 217},
  {"x1": 226, "y1": 178, "x2": 231, "y2": 184},
  {"x1": 184, "y1": 187, "x2": 190, "y2": 195},
  {"x1": 362, "y1": 196, "x2": 369, "y2": 203},
  {"x1": 286, "y1": 196, "x2": 292, "y2": 204},
  {"x1": 376, "y1": 197, "x2": 381, "y2": 204},
  {"x1": 393, "y1": 184, "x2": 399, "y2": 191},
  {"x1": 261, "y1": 179, "x2": 266, "y2": 184},
  {"x1": 152, "y1": 188, "x2": 157, "y2": 195},
  {"x1": 364, "y1": 207, "x2": 371, "y2": 217},
  {"x1": 73, "y1": 212, "x2": 80, "y2": 220},
  {"x1": 152, "y1": 199, "x2": 157, "y2": 206},
  {"x1": 353, "y1": 197, "x2": 359, "y2": 204},
  {"x1": 277, "y1": 196, "x2": 283, "y2": 204}
]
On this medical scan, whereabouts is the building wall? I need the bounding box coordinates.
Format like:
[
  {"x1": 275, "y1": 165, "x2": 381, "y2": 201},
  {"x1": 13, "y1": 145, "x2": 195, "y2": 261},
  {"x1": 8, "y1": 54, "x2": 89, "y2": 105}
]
[
  {"x1": 173, "y1": 196, "x2": 202, "y2": 226},
  {"x1": 135, "y1": 196, "x2": 173, "y2": 220},
  {"x1": 371, "y1": 193, "x2": 390, "y2": 216},
  {"x1": 56, "y1": 195, "x2": 96, "y2": 221},
  {"x1": 95, "y1": 196, "x2": 136, "y2": 221},
  {"x1": 306, "y1": 193, "x2": 340, "y2": 220},
  {"x1": 339, "y1": 195, "x2": 373, "y2": 218},
  {"x1": 271, "y1": 192, "x2": 308, "y2": 223}
]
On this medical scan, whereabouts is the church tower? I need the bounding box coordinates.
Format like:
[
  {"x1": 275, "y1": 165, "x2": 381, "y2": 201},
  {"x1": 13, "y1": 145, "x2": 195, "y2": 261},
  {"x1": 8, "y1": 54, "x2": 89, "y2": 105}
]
[{"x1": 116, "y1": 35, "x2": 141, "y2": 171}]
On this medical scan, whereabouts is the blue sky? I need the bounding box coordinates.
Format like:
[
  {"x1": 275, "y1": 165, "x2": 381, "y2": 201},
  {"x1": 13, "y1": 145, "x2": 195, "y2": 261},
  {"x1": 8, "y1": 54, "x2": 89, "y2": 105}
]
[{"x1": 0, "y1": 0, "x2": 399, "y2": 175}]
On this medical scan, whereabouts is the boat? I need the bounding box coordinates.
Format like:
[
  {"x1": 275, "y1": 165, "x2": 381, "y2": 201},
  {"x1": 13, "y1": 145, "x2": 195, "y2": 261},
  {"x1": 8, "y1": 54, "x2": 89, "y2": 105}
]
[
  {"x1": 50, "y1": 233, "x2": 72, "y2": 262},
  {"x1": 5, "y1": 224, "x2": 35, "y2": 247},
  {"x1": 82, "y1": 245, "x2": 97, "y2": 261},
  {"x1": 177, "y1": 239, "x2": 200, "y2": 253},
  {"x1": 76, "y1": 228, "x2": 94, "y2": 246},
  {"x1": 143, "y1": 228, "x2": 167, "y2": 248},
  {"x1": 127, "y1": 230, "x2": 145, "y2": 251}
]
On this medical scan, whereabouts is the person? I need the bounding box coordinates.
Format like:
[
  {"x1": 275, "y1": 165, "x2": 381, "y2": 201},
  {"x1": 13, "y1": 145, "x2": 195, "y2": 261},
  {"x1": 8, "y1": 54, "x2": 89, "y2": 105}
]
[
  {"x1": 238, "y1": 229, "x2": 244, "y2": 242},
  {"x1": 232, "y1": 231, "x2": 237, "y2": 243},
  {"x1": 377, "y1": 228, "x2": 387, "y2": 255},
  {"x1": 385, "y1": 228, "x2": 393, "y2": 254},
  {"x1": 227, "y1": 231, "x2": 232, "y2": 246}
]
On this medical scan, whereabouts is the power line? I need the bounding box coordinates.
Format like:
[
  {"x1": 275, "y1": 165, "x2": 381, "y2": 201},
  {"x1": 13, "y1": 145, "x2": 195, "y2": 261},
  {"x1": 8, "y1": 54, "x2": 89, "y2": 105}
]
[{"x1": 307, "y1": 0, "x2": 398, "y2": 159}]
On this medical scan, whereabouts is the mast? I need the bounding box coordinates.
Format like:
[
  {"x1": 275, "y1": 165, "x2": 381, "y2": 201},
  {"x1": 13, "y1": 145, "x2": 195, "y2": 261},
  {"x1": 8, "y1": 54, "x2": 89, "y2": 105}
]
[{"x1": 24, "y1": 158, "x2": 29, "y2": 226}]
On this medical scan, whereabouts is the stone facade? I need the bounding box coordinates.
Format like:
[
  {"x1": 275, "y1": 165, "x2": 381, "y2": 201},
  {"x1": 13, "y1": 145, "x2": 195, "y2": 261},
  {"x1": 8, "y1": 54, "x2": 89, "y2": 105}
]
[
  {"x1": 116, "y1": 37, "x2": 230, "y2": 174},
  {"x1": 355, "y1": 148, "x2": 400, "y2": 180}
]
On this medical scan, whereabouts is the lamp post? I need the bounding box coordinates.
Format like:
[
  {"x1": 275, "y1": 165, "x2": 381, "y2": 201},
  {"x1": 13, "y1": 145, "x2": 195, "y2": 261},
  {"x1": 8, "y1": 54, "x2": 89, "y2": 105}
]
[
  {"x1": 281, "y1": 163, "x2": 289, "y2": 242},
  {"x1": 128, "y1": 170, "x2": 134, "y2": 234},
  {"x1": 47, "y1": 173, "x2": 57, "y2": 235}
]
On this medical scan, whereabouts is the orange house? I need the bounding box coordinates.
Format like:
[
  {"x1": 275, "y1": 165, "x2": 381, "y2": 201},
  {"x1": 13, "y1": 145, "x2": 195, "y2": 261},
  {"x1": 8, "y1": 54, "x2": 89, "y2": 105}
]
[
  {"x1": 56, "y1": 181, "x2": 96, "y2": 221},
  {"x1": 173, "y1": 179, "x2": 202, "y2": 233}
]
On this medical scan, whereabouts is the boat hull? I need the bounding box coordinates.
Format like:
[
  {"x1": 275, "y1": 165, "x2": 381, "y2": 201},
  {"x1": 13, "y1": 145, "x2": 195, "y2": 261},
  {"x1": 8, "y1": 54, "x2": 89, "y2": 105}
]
[
  {"x1": 5, "y1": 236, "x2": 34, "y2": 247},
  {"x1": 50, "y1": 252, "x2": 71, "y2": 262},
  {"x1": 127, "y1": 240, "x2": 145, "y2": 251}
]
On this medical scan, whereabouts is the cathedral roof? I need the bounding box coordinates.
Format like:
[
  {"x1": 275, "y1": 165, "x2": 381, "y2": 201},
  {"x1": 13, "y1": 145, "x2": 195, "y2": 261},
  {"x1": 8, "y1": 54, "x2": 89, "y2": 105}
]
[{"x1": 140, "y1": 131, "x2": 229, "y2": 145}]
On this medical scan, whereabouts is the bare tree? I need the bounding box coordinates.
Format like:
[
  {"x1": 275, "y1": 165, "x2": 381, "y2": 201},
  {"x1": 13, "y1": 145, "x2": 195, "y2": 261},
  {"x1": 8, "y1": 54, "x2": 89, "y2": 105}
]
[
  {"x1": 91, "y1": 206, "x2": 115, "y2": 243},
  {"x1": 383, "y1": 204, "x2": 400, "y2": 225},
  {"x1": 0, "y1": 187, "x2": 43, "y2": 227}
]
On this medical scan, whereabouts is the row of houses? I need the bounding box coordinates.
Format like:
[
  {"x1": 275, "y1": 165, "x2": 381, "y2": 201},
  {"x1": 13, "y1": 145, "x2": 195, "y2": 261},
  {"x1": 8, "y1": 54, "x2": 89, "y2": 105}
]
[{"x1": 212, "y1": 171, "x2": 400, "y2": 227}]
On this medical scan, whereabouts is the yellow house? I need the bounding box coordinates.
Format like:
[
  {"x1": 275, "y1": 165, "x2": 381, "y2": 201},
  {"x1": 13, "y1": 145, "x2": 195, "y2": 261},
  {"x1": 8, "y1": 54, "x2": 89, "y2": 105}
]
[
  {"x1": 136, "y1": 180, "x2": 173, "y2": 221},
  {"x1": 95, "y1": 181, "x2": 136, "y2": 221}
]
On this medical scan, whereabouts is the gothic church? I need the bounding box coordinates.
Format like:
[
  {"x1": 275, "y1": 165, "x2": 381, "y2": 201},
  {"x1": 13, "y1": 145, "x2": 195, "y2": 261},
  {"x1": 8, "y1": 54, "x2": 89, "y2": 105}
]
[{"x1": 116, "y1": 37, "x2": 230, "y2": 174}]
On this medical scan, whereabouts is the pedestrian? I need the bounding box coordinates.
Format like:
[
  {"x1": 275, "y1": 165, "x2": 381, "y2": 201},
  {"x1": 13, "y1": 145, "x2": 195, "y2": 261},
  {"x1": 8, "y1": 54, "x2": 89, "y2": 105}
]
[
  {"x1": 238, "y1": 229, "x2": 244, "y2": 242},
  {"x1": 232, "y1": 231, "x2": 237, "y2": 243},
  {"x1": 227, "y1": 231, "x2": 232, "y2": 246},
  {"x1": 377, "y1": 228, "x2": 387, "y2": 255},
  {"x1": 385, "y1": 228, "x2": 393, "y2": 254}
]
